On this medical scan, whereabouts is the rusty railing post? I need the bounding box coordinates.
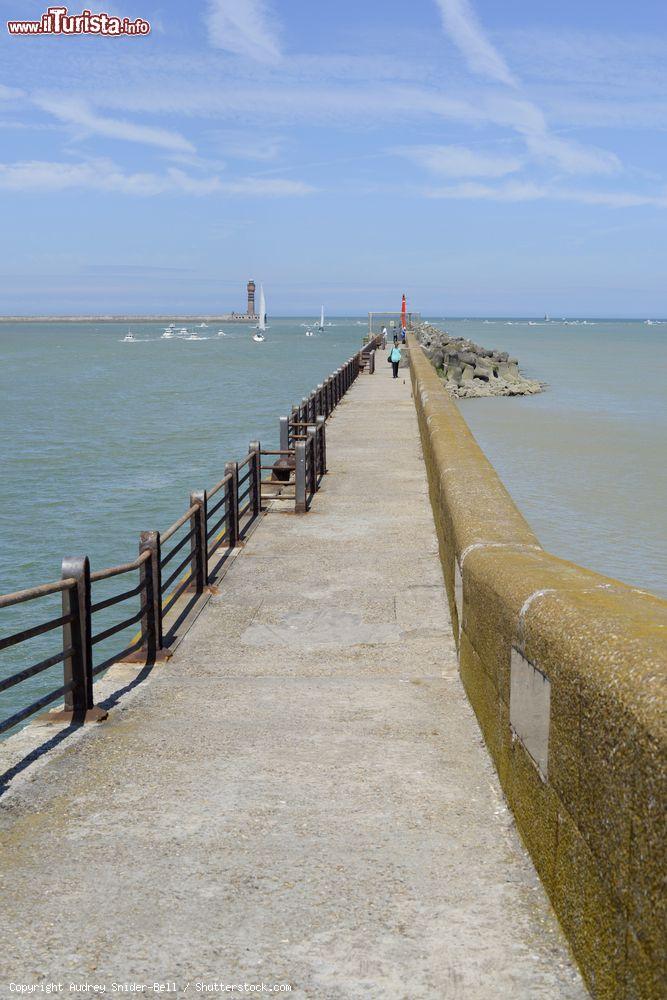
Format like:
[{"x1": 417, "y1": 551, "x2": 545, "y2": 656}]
[
  {"x1": 225, "y1": 461, "x2": 239, "y2": 548},
  {"x1": 60, "y1": 555, "x2": 104, "y2": 722},
  {"x1": 310, "y1": 429, "x2": 317, "y2": 496},
  {"x1": 189, "y1": 490, "x2": 208, "y2": 592},
  {"x1": 249, "y1": 441, "x2": 262, "y2": 517},
  {"x1": 295, "y1": 440, "x2": 307, "y2": 513},
  {"x1": 316, "y1": 415, "x2": 327, "y2": 477},
  {"x1": 307, "y1": 423, "x2": 318, "y2": 493},
  {"x1": 316, "y1": 384, "x2": 324, "y2": 417},
  {"x1": 139, "y1": 530, "x2": 164, "y2": 659},
  {"x1": 279, "y1": 416, "x2": 289, "y2": 453}
]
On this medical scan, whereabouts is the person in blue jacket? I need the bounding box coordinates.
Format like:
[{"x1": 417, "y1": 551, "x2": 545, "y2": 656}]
[{"x1": 389, "y1": 343, "x2": 402, "y2": 379}]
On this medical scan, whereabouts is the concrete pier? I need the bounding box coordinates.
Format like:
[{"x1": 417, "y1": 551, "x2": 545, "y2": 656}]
[{"x1": 0, "y1": 364, "x2": 586, "y2": 997}]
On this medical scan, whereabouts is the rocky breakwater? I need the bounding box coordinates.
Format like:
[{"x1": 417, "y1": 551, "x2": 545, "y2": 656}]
[{"x1": 414, "y1": 322, "x2": 543, "y2": 399}]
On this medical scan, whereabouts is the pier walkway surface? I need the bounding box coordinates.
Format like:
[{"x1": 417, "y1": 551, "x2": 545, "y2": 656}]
[{"x1": 0, "y1": 364, "x2": 586, "y2": 998}]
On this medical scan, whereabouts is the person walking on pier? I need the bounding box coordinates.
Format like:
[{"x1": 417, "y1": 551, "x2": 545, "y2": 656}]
[{"x1": 389, "y1": 342, "x2": 402, "y2": 379}]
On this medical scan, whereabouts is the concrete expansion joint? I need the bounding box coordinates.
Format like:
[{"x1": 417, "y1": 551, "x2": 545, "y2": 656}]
[
  {"x1": 458, "y1": 540, "x2": 541, "y2": 569},
  {"x1": 514, "y1": 581, "x2": 618, "y2": 650},
  {"x1": 515, "y1": 588, "x2": 558, "y2": 650}
]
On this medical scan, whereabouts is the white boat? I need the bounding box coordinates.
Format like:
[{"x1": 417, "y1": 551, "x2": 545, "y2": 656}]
[
  {"x1": 217, "y1": 329, "x2": 226, "y2": 337},
  {"x1": 305, "y1": 329, "x2": 314, "y2": 337},
  {"x1": 544, "y1": 314, "x2": 550, "y2": 322},
  {"x1": 162, "y1": 327, "x2": 174, "y2": 338},
  {"x1": 123, "y1": 330, "x2": 135, "y2": 342},
  {"x1": 199, "y1": 322, "x2": 208, "y2": 328},
  {"x1": 645, "y1": 319, "x2": 655, "y2": 326},
  {"x1": 179, "y1": 327, "x2": 189, "y2": 334},
  {"x1": 317, "y1": 306, "x2": 324, "y2": 331},
  {"x1": 253, "y1": 285, "x2": 268, "y2": 341}
]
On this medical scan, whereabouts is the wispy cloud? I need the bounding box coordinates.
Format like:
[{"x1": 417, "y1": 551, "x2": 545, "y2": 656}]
[
  {"x1": 33, "y1": 96, "x2": 195, "y2": 153},
  {"x1": 434, "y1": 0, "x2": 516, "y2": 86},
  {"x1": 0, "y1": 84, "x2": 25, "y2": 102},
  {"x1": 0, "y1": 158, "x2": 314, "y2": 196},
  {"x1": 393, "y1": 144, "x2": 522, "y2": 178},
  {"x1": 205, "y1": 0, "x2": 282, "y2": 64},
  {"x1": 522, "y1": 131, "x2": 620, "y2": 175},
  {"x1": 208, "y1": 128, "x2": 286, "y2": 162},
  {"x1": 424, "y1": 179, "x2": 667, "y2": 208},
  {"x1": 433, "y1": 2, "x2": 622, "y2": 177}
]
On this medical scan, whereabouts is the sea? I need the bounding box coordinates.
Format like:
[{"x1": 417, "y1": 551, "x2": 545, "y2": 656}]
[
  {"x1": 1, "y1": 316, "x2": 665, "y2": 736},
  {"x1": 431, "y1": 317, "x2": 667, "y2": 599}
]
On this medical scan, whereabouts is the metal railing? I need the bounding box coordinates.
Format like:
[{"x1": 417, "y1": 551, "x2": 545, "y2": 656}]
[
  {"x1": 368, "y1": 311, "x2": 420, "y2": 336},
  {"x1": 0, "y1": 334, "x2": 382, "y2": 736}
]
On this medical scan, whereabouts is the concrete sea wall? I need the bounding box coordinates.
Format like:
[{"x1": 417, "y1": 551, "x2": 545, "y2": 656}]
[{"x1": 407, "y1": 334, "x2": 667, "y2": 998}]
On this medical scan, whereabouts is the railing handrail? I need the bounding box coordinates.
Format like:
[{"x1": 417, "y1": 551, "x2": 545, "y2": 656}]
[
  {"x1": 161, "y1": 504, "x2": 199, "y2": 543},
  {"x1": 0, "y1": 577, "x2": 77, "y2": 611},
  {"x1": 89, "y1": 551, "x2": 149, "y2": 583},
  {"x1": 208, "y1": 472, "x2": 232, "y2": 500}
]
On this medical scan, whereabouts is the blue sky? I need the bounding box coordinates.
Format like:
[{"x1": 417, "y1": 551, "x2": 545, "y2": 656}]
[{"x1": 0, "y1": 0, "x2": 665, "y2": 316}]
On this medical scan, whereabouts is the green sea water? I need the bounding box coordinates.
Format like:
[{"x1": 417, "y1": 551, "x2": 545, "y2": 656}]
[
  {"x1": 433, "y1": 317, "x2": 667, "y2": 598},
  {"x1": 0, "y1": 318, "x2": 371, "y2": 732}
]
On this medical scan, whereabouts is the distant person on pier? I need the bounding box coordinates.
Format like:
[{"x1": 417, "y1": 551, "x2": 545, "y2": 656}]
[
  {"x1": 381, "y1": 325, "x2": 388, "y2": 348},
  {"x1": 389, "y1": 343, "x2": 402, "y2": 379}
]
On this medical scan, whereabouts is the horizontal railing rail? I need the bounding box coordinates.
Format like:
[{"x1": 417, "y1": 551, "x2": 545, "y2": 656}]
[{"x1": 0, "y1": 333, "x2": 382, "y2": 736}]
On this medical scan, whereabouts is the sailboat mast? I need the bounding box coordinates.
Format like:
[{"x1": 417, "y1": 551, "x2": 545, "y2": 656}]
[{"x1": 258, "y1": 285, "x2": 266, "y2": 331}]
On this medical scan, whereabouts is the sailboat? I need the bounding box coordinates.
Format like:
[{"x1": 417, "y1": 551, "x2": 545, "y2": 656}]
[
  {"x1": 317, "y1": 306, "x2": 324, "y2": 332},
  {"x1": 253, "y1": 284, "x2": 267, "y2": 342}
]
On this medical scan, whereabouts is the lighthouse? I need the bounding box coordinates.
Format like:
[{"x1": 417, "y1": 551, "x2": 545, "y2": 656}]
[{"x1": 247, "y1": 280, "x2": 256, "y2": 318}]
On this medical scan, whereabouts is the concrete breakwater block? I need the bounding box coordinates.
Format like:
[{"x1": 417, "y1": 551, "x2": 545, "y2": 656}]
[{"x1": 414, "y1": 322, "x2": 542, "y2": 399}]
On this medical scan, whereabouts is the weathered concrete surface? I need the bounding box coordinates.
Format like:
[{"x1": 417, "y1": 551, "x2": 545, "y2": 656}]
[{"x1": 0, "y1": 364, "x2": 586, "y2": 998}]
